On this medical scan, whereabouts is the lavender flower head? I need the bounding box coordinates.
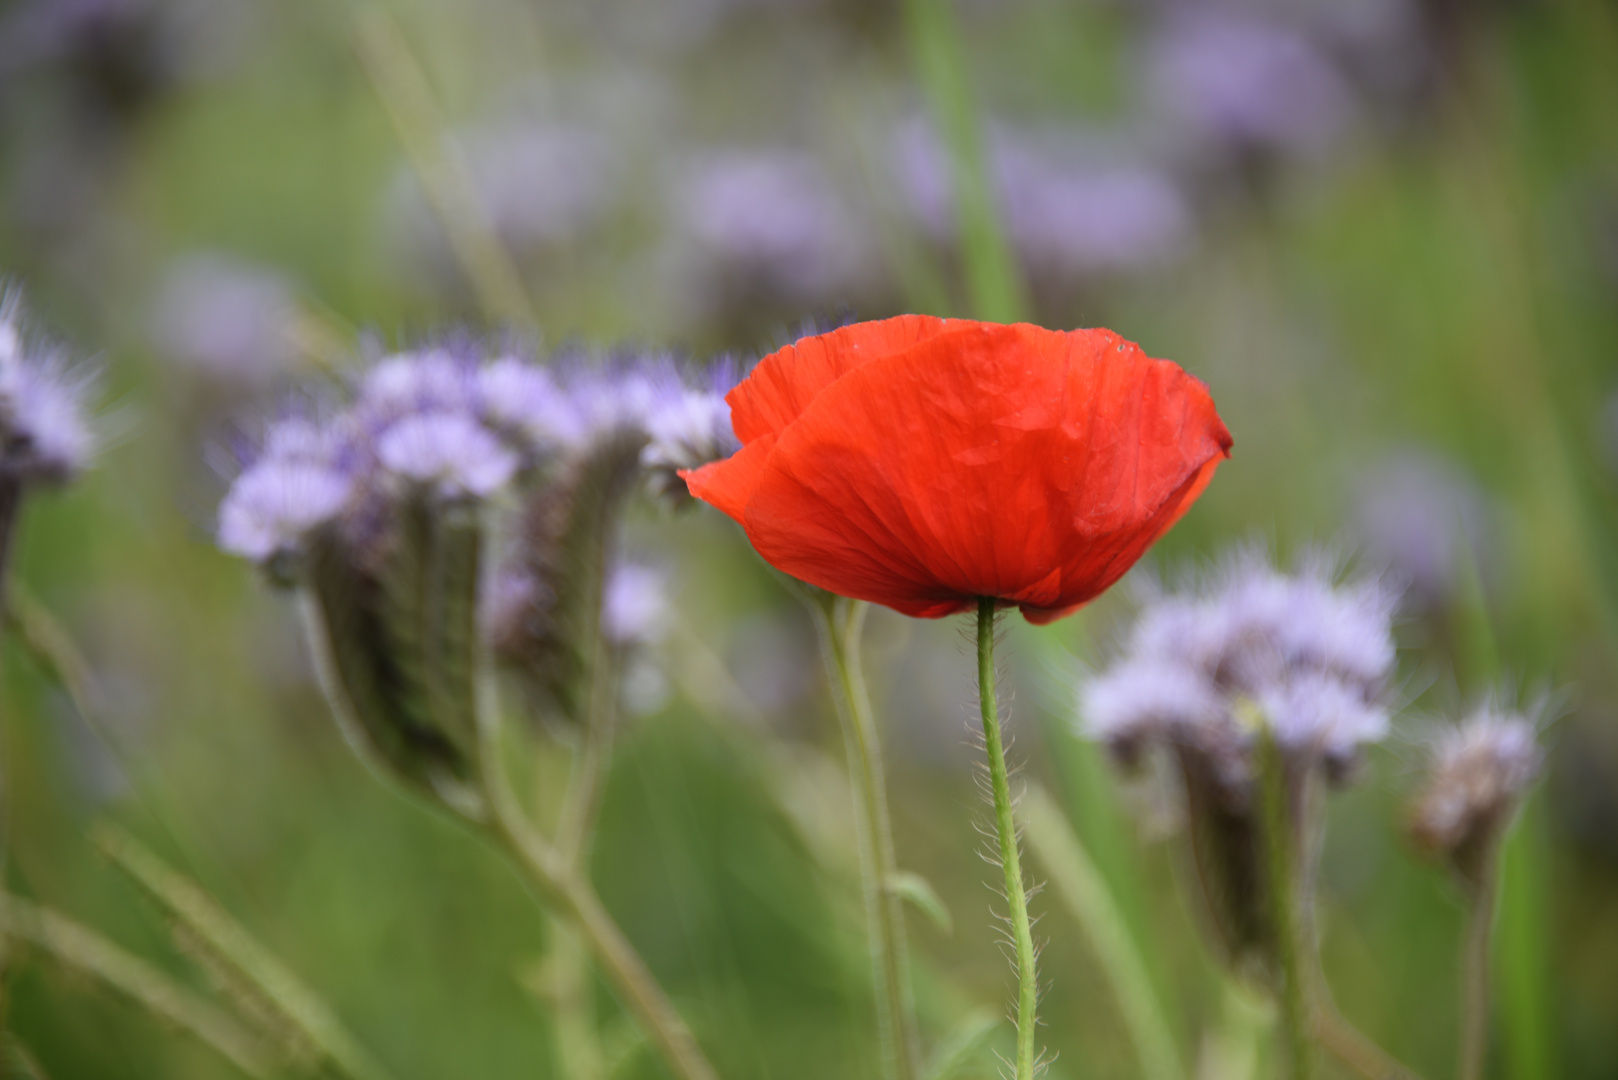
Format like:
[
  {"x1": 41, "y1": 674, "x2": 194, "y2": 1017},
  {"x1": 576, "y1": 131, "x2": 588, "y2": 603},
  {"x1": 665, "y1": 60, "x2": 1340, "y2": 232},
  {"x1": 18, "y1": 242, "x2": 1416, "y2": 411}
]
[
  {"x1": 0, "y1": 290, "x2": 96, "y2": 486},
  {"x1": 1143, "y1": 9, "x2": 1354, "y2": 161},
  {"x1": 1409, "y1": 705, "x2": 1543, "y2": 890},
  {"x1": 602, "y1": 562, "x2": 669, "y2": 648},
  {"x1": 1083, "y1": 549, "x2": 1400, "y2": 790},
  {"x1": 216, "y1": 414, "x2": 355, "y2": 570},
  {"x1": 1084, "y1": 548, "x2": 1400, "y2": 972}
]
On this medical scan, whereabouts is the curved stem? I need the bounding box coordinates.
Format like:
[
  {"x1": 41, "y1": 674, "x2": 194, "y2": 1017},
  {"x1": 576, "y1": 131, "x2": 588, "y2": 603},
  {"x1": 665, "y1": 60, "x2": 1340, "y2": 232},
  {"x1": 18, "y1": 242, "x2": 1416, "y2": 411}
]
[
  {"x1": 0, "y1": 891, "x2": 273, "y2": 1078},
  {"x1": 810, "y1": 596, "x2": 921, "y2": 1080},
  {"x1": 477, "y1": 695, "x2": 719, "y2": 1080},
  {"x1": 1257, "y1": 727, "x2": 1312, "y2": 1080},
  {"x1": 975, "y1": 598, "x2": 1038, "y2": 1080},
  {"x1": 1458, "y1": 875, "x2": 1498, "y2": 1080}
]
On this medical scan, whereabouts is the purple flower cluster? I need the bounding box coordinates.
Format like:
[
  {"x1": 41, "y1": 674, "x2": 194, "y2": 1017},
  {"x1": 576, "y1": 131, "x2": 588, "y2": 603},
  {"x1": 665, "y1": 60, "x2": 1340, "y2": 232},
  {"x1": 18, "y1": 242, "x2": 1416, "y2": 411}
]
[
  {"x1": 0, "y1": 290, "x2": 96, "y2": 486},
  {"x1": 217, "y1": 345, "x2": 738, "y2": 570},
  {"x1": 1083, "y1": 550, "x2": 1399, "y2": 788}
]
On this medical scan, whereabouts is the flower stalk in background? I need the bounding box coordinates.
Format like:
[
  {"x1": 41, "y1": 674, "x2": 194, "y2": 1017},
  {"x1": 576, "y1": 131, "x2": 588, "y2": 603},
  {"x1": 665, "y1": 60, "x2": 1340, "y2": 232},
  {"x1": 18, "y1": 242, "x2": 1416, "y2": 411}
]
[
  {"x1": 1408, "y1": 706, "x2": 1543, "y2": 1080},
  {"x1": 0, "y1": 286, "x2": 95, "y2": 1043},
  {"x1": 686, "y1": 315, "x2": 1230, "y2": 1080},
  {"x1": 217, "y1": 343, "x2": 735, "y2": 1080},
  {"x1": 1082, "y1": 552, "x2": 1406, "y2": 1078}
]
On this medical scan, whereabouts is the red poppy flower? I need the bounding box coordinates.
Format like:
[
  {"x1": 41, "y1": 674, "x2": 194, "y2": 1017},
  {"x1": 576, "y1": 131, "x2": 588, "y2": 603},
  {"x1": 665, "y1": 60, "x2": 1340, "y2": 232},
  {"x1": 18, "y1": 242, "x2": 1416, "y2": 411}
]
[{"x1": 682, "y1": 315, "x2": 1232, "y2": 624}]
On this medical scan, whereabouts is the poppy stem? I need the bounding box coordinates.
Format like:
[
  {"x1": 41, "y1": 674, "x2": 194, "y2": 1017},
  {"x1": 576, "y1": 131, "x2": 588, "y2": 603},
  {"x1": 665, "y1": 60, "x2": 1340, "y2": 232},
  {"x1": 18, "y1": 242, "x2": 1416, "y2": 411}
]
[
  {"x1": 1257, "y1": 724, "x2": 1313, "y2": 1080},
  {"x1": 812, "y1": 596, "x2": 922, "y2": 1080},
  {"x1": 976, "y1": 597, "x2": 1039, "y2": 1080}
]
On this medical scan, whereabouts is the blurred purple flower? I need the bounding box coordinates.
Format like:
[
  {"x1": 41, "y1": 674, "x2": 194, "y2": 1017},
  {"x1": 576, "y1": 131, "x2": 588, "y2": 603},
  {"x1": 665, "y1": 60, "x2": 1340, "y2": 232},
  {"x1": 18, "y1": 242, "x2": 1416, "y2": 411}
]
[
  {"x1": 151, "y1": 253, "x2": 296, "y2": 382},
  {"x1": 374, "y1": 410, "x2": 518, "y2": 497},
  {"x1": 0, "y1": 290, "x2": 97, "y2": 484},
  {"x1": 1144, "y1": 9, "x2": 1354, "y2": 160},
  {"x1": 671, "y1": 148, "x2": 865, "y2": 297},
  {"x1": 603, "y1": 563, "x2": 669, "y2": 647},
  {"x1": 893, "y1": 121, "x2": 1194, "y2": 276},
  {"x1": 1082, "y1": 549, "x2": 1399, "y2": 785},
  {"x1": 217, "y1": 414, "x2": 355, "y2": 564},
  {"x1": 1351, "y1": 449, "x2": 1494, "y2": 609}
]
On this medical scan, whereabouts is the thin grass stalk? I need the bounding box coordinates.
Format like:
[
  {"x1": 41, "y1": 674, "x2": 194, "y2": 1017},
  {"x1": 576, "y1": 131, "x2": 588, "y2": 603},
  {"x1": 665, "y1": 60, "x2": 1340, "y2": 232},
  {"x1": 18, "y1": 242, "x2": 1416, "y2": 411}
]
[
  {"x1": 91, "y1": 823, "x2": 396, "y2": 1080},
  {"x1": 353, "y1": 5, "x2": 535, "y2": 329},
  {"x1": 898, "y1": 0, "x2": 1026, "y2": 323},
  {"x1": 809, "y1": 596, "x2": 921, "y2": 1080},
  {"x1": 0, "y1": 891, "x2": 274, "y2": 1078},
  {"x1": 475, "y1": 685, "x2": 720, "y2": 1080},
  {"x1": 0, "y1": 478, "x2": 23, "y2": 1042},
  {"x1": 1458, "y1": 860, "x2": 1500, "y2": 1080},
  {"x1": 1256, "y1": 729, "x2": 1311, "y2": 1080},
  {"x1": 1021, "y1": 783, "x2": 1183, "y2": 1080},
  {"x1": 975, "y1": 598, "x2": 1039, "y2": 1080}
]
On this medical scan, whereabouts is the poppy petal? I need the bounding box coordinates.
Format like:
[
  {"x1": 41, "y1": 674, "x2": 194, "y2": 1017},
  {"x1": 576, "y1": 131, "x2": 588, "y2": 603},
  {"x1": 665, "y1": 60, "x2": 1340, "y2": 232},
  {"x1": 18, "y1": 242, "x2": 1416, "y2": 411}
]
[
  {"x1": 735, "y1": 322, "x2": 1228, "y2": 616},
  {"x1": 680, "y1": 433, "x2": 778, "y2": 526},
  {"x1": 728, "y1": 314, "x2": 958, "y2": 443}
]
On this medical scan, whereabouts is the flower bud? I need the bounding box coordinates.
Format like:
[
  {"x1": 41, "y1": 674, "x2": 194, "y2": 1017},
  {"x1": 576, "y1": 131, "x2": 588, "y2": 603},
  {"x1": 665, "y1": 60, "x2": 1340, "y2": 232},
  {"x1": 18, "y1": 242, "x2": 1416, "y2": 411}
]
[{"x1": 1408, "y1": 707, "x2": 1542, "y2": 894}]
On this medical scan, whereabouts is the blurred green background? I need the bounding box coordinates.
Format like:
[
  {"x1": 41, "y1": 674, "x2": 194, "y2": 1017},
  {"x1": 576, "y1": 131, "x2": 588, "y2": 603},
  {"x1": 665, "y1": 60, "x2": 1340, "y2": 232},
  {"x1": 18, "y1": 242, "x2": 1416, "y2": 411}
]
[{"x1": 1, "y1": 0, "x2": 1617, "y2": 1076}]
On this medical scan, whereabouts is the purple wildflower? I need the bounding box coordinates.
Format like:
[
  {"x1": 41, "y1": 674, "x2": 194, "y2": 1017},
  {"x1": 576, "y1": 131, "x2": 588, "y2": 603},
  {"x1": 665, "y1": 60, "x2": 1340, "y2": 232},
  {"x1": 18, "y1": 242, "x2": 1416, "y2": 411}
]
[
  {"x1": 1351, "y1": 449, "x2": 1494, "y2": 609},
  {"x1": 602, "y1": 563, "x2": 669, "y2": 647},
  {"x1": 1082, "y1": 549, "x2": 1398, "y2": 785},
  {"x1": 0, "y1": 290, "x2": 96, "y2": 484},
  {"x1": 374, "y1": 410, "x2": 518, "y2": 498},
  {"x1": 1144, "y1": 9, "x2": 1354, "y2": 160},
  {"x1": 1409, "y1": 704, "x2": 1543, "y2": 889},
  {"x1": 216, "y1": 415, "x2": 355, "y2": 565},
  {"x1": 671, "y1": 148, "x2": 865, "y2": 297},
  {"x1": 151, "y1": 253, "x2": 296, "y2": 383}
]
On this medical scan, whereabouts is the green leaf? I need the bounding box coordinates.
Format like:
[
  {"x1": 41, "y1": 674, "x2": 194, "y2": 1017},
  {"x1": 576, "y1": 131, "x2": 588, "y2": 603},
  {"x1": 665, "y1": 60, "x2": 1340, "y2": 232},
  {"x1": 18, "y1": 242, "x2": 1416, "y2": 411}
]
[{"x1": 889, "y1": 870, "x2": 953, "y2": 937}]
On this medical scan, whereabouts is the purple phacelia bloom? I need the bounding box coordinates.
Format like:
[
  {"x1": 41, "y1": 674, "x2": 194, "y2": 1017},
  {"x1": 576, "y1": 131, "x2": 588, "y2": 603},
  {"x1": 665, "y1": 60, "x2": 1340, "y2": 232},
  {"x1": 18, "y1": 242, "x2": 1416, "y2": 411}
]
[
  {"x1": 602, "y1": 563, "x2": 668, "y2": 647},
  {"x1": 374, "y1": 410, "x2": 518, "y2": 497},
  {"x1": 1409, "y1": 704, "x2": 1543, "y2": 889},
  {"x1": 672, "y1": 148, "x2": 865, "y2": 298},
  {"x1": 1082, "y1": 549, "x2": 1398, "y2": 786},
  {"x1": 151, "y1": 253, "x2": 296, "y2": 383},
  {"x1": 217, "y1": 415, "x2": 355, "y2": 565},
  {"x1": 477, "y1": 357, "x2": 585, "y2": 449},
  {"x1": 1351, "y1": 449, "x2": 1494, "y2": 610},
  {"x1": 0, "y1": 290, "x2": 96, "y2": 485},
  {"x1": 356, "y1": 350, "x2": 480, "y2": 427},
  {"x1": 1144, "y1": 9, "x2": 1353, "y2": 159}
]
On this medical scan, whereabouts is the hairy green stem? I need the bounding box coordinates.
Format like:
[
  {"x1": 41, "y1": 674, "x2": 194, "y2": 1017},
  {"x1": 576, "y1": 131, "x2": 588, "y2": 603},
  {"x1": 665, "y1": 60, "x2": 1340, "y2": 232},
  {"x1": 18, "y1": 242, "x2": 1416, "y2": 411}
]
[
  {"x1": 810, "y1": 596, "x2": 921, "y2": 1080},
  {"x1": 1257, "y1": 728, "x2": 1311, "y2": 1080},
  {"x1": 1021, "y1": 783, "x2": 1183, "y2": 1080},
  {"x1": 476, "y1": 695, "x2": 719, "y2": 1080},
  {"x1": 975, "y1": 598, "x2": 1038, "y2": 1080},
  {"x1": 0, "y1": 891, "x2": 273, "y2": 1078},
  {"x1": 1459, "y1": 869, "x2": 1499, "y2": 1080}
]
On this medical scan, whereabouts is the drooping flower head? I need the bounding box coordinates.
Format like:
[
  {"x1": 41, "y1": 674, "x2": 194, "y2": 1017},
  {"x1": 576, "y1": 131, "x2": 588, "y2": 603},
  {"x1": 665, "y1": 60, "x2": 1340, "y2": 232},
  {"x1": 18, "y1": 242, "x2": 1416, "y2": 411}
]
[
  {"x1": 215, "y1": 338, "x2": 740, "y2": 811},
  {"x1": 682, "y1": 315, "x2": 1231, "y2": 624},
  {"x1": 0, "y1": 289, "x2": 96, "y2": 486}
]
